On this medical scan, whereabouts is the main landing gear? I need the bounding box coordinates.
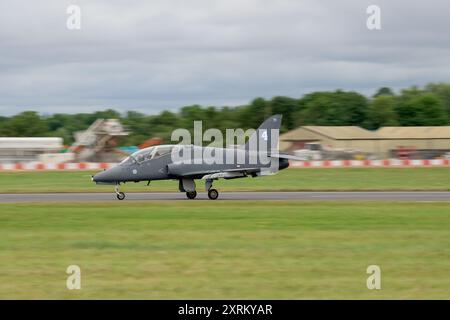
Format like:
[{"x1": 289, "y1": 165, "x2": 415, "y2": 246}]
[
  {"x1": 185, "y1": 189, "x2": 219, "y2": 200},
  {"x1": 180, "y1": 178, "x2": 220, "y2": 200},
  {"x1": 207, "y1": 188, "x2": 219, "y2": 200},
  {"x1": 186, "y1": 191, "x2": 197, "y2": 199},
  {"x1": 115, "y1": 184, "x2": 125, "y2": 200}
]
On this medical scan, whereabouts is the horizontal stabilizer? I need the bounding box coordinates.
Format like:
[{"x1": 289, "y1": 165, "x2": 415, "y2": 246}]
[{"x1": 269, "y1": 152, "x2": 304, "y2": 161}]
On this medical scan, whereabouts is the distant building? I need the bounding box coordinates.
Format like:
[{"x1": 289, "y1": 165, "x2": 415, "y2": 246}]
[
  {"x1": 280, "y1": 125, "x2": 450, "y2": 159},
  {"x1": 0, "y1": 137, "x2": 63, "y2": 163},
  {"x1": 377, "y1": 126, "x2": 450, "y2": 159},
  {"x1": 280, "y1": 126, "x2": 382, "y2": 156}
]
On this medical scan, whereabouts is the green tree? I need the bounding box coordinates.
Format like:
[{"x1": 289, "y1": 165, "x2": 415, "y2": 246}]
[
  {"x1": 398, "y1": 86, "x2": 423, "y2": 101},
  {"x1": 150, "y1": 111, "x2": 181, "y2": 142},
  {"x1": 0, "y1": 116, "x2": 8, "y2": 135},
  {"x1": 269, "y1": 96, "x2": 299, "y2": 132},
  {"x1": 396, "y1": 92, "x2": 448, "y2": 126},
  {"x1": 4, "y1": 111, "x2": 48, "y2": 136},
  {"x1": 365, "y1": 95, "x2": 398, "y2": 129},
  {"x1": 1, "y1": 83, "x2": 449, "y2": 147},
  {"x1": 295, "y1": 90, "x2": 368, "y2": 127},
  {"x1": 122, "y1": 111, "x2": 151, "y2": 145},
  {"x1": 214, "y1": 106, "x2": 243, "y2": 132},
  {"x1": 240, "y1": 97, "x2": 270, "y2": 129},
  {"x1": 425, "y1": 83, "x2": 450, "y2": 119},
  {"x1": 93, "y1": 109, "x2": 121, "y2": 119},
  {"x1": 373, "y1": 87, "x2": 395, "y2": 97}
]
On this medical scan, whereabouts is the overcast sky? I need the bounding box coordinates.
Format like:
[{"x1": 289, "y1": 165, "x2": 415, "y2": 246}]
[{"x1": 0, "y1": 0, "x2": 449, "y2": 115}]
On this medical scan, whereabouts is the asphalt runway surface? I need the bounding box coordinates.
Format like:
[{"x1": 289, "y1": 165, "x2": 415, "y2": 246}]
[{"x1": 0, "y1": 191, "x2": 450, "y2": 202}]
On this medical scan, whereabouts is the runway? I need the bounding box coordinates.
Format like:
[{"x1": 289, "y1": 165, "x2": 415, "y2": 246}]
[{"x1": 0, "y1": 191, "x2": 450, "y2": 202}]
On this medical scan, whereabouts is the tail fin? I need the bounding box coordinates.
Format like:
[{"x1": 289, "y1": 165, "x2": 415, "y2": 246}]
[{"x1": 245, "y1": 114, "x2": 282, "y2": 152}]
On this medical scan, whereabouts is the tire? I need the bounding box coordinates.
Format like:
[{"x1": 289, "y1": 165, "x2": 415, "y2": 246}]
[
  {"x1": 208, "y1": 189, "x2": 219, "y2": 200},
  {"x1": 116, "y1": 192, "x2": 125, "y2": 200},
  {"x1": 186, "y1": 191, "x2": 197, "y2": 199}
]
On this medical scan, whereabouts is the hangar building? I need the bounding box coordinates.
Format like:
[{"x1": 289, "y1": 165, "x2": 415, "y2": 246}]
[
  {"x1": 280, "y1": 125, "x2": 450, "y2": 159},
  {"x1": 377, "y1": 126, "x2": 450, "y2": 158},
  {"x1": 279, "y1": 126, "x2": 382, "y2": 155}
]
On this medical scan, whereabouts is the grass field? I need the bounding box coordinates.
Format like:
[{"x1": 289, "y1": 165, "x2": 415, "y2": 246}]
[
  {"x1": 0, "y1": 201, "x2": 449, "y2": 299},
  {"x1": 0, "y1": 167, "x2": 449, "y2": 193}
]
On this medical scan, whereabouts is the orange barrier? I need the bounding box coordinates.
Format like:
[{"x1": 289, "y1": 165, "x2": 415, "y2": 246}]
[
  {"x1": 0, "y1": 159, "x2": 449, "y2": 171},
  {"x1": 0, "y1": 162, "x2": 115, "y2": 171},
  {"x1": 289, "y1": 159, "x2": 450, "y2": 168}
]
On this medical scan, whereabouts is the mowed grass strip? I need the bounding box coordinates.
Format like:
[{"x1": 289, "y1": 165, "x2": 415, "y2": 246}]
[
  {"x1": 0, "y1": 201, "x2": 449, "y2": 299},
  {"x1": 0, "y1": 167, "x2": 449, "y2": 193}
]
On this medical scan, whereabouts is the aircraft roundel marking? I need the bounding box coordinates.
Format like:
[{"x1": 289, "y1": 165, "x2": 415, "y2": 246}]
[{"x1": 132, "y1": 169, "x2": 137, "y2": 175}]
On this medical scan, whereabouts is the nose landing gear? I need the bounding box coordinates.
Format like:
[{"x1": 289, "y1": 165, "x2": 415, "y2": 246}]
[{"x1": 115, "y1": 184, "x2": 126, "y2": 200}]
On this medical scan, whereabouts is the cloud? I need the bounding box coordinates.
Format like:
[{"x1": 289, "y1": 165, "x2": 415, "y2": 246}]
[{"x1": 0, "y1": 0, "x2": 449, "y2": 115}]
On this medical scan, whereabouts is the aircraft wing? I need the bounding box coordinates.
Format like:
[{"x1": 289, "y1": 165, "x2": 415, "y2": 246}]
[
  {"x1": 201, "y1": 171, "x2": 247, "y2": 180},
  {"x1": 167, "y1": 162, "x2": 259, "y2": 179}
]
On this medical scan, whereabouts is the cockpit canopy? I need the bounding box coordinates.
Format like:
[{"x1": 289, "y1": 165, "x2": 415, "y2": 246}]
[{"x1": 120, "y1": 145, "x2": 175, "y2": 165}]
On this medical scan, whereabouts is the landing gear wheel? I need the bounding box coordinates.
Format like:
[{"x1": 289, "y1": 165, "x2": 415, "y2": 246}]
[
  {"x1": 208, "y1": 188, "x2": 219, "y2": 200},
  {"x1": 186, "y1": 191, "x2": 197, "y2": 199},
  {"x1": 116, "y1": 192, "x2": 125, "y2": 200}
]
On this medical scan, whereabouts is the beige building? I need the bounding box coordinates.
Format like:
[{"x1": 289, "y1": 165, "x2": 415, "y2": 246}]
[
  {"x1": 377, "y1": 126, "x2": 450, "y2": 158},
  {"x1": 280, "y1": 126, "x2": 382, "y2": 154},
  {"x1": 280, "y1": 125, "x2": 450, "y2": 158}
]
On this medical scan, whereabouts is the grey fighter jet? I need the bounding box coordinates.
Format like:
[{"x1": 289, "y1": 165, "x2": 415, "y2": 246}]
[{"x1": 92, "y1": 114, "x2": 298, "y2": 200}]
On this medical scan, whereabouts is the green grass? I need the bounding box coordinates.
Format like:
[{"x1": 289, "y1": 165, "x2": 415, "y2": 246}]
[
  {"x1": 0, "y1": 201, "x2": 449, "y2": 299},
  {"x1": 0, "y1": 167, "x2": 449, "y2": 193}
]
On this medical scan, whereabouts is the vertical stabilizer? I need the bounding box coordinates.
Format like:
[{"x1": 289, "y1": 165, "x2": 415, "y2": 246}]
[{"x1": 244, "y1": 114, "x2": 282, "y2": 152}]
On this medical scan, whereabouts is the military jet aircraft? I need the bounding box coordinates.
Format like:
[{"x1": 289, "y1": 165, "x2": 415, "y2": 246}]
[{"x1": 92, "y1": 114, "x2": 298, "y2": 200}]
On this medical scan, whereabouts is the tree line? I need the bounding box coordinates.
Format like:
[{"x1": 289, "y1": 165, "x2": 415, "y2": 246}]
[{"x1": 0, "y1": 83, "x2": 449, "y2": 146}]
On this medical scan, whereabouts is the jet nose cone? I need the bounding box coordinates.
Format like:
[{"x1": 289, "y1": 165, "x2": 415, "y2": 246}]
[
  {"x1": 92, "y1": 171, "x2": 105, "y2": 183},
  {"x1": 92, "y1": 166, "x2": 123, "y2": 183}
]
